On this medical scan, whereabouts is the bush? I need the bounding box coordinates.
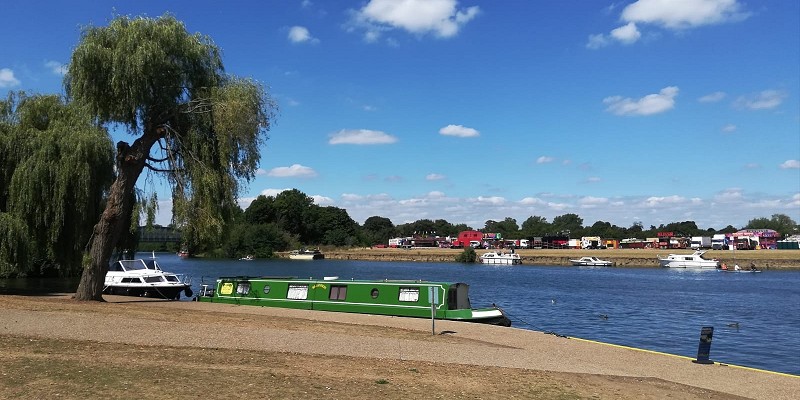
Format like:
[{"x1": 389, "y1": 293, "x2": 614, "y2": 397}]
[{"x1": 455, "y1": 247, "x2": 477, "y2": 263}]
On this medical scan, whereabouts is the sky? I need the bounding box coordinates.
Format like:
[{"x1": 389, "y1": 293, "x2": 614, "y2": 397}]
[{"x1": 1, "y1": 0, "x2": 799, "y2": 231}]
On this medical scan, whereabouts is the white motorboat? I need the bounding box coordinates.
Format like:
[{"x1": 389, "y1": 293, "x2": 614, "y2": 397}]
[
  {"x1": 480, "y1": 251, "x2": 521, "y2": 265},
  {"x1": 104, "y1": 255, "x2": 193, "y2": 299},
  {"x1": 289, "y1": 249, "x2": 325, "y2": 260},
  {"x1": 657, "y1": 250, "x2": 719, "y2": 269},
  {"x1": 570, "y1": 256, "x2": 613, "y2": 267}
]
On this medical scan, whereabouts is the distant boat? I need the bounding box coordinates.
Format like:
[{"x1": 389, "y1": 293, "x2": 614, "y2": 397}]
[
  {"x1": 194, "y1": 276, "x2": 511, "y2": 326},
  {"x1": 177, "y1": 250, "x2": 189, "y2": 258},
  {"x1": 289, "y1": 249, "x2": 325, "y2": 260},
  {"x1": 570, "y1": 256, "x2": 613, "y2": 267},
  {"x1": 239, "y1": 255, "x2": 254, "y2": 261},
  {"x1": 658, "y1": 250, "x2": 719, "y2": 269},
  {"x1": 479, "y1": 251, "x2": 521, "y2": 265}
]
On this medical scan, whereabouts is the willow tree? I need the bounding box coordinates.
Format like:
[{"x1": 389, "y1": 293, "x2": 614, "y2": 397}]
[
  {"x1": 68, "y1": 14, "x2": 276, "y2": 300},
  {"x1": 0, "y1": 92, "x2": 113, "y2": 277}
]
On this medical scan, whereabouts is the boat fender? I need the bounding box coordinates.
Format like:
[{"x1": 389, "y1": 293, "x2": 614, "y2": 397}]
[{"x1": 184, "y1": 288, "x2": 194, "y2": 298}]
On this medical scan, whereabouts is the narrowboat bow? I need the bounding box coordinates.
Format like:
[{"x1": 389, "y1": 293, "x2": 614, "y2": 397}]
[{"x1": 194, "y1": 276, "x2": 511, "y2": 327}]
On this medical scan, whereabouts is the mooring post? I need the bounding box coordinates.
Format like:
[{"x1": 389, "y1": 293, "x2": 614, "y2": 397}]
[{"x1": 693, "y1": 326, "x2": 714, "y2": 364}]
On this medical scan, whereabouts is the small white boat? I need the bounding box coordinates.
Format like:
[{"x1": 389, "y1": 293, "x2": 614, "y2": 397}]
[
  {"x1": 570, "y1": 256, "x2": 613, "y2": 267},
  {"x1": 479, "y1": 251, "x2": 521, "y2": 265},
  {"x1": 239, "y1": 255, "x2": 254, "y2": 261},
  {"x1": 104, "y1": 255, "x2": 192, "y2": 299},
  {"x1": 658, "y1": 250, "x2": 719, "y2": 269},
  {"x1": 289, "y1": 249, "x2": 325, "y2": 260}
]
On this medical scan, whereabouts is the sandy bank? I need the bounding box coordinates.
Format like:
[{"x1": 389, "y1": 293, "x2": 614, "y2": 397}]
[{"x1": 1, "y1": 295, "x2": 797, "y2": 399}]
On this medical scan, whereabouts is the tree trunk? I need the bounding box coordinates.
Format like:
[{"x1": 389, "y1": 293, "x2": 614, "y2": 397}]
[{"x1": 73, "y1": 136, "x2": 155, "y2": 301}]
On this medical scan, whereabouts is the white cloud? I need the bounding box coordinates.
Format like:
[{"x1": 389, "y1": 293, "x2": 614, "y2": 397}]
[
  {"x1": 643, "y1": 195, "x2": 686, "y2": 207},
  {"x1": 735, "y1": 90, "x2": 787, "y2": 110},
  {"x1": 0, "y1": 68, "x2": 21, "y2": 88},
  {"x1": 610, "y1": 22, "x2": 641, "y2": 44},
  {"x1": 426, "y1": 173, "x2": 446, "y2": 181},
  {"x1": 267, "y1": 164, "x2": 318, "y2": 178},
  {"x1": 589, "y1": 0, "x2": 749, "y2": 49},
  {"x1": 536, "y1": 156, "x2": 555, "y2": 164},
  {"x1": 44, "y1": 61, "x2": 66, "y2": 76},
  {"x1": 780, "y1": 160, "x2": 800, "y2": 169},
  {"x1": 475, "y1": 196, "x2": 506, "y2": 205},
  {"x1": 603, "y1": 86, "x2": 679, "y2": 116},
  {"x1": 585, "y1": 177, "x2": 602, "y2": 183},
  {"x1": 329, "y1": 129, "x2": 398, "y2": 145},
  {"x1": 586, "y1": 33, "x2": 610, "y2": 49},
  {"x1": 311, "y1": 195, "x2": 334, "y2": 205},
  {"x1": 621, "y1": 0, "x2": 750, "y2": 30},
  {"x1": 579, "y1": 196, "x2": 609, "y2": 208},
  {"x1": 721, "y1": 124, "x2": 736, "y2": 133},
  {"x1": 288, "y1": 26, "x2": 319, "y2": 44},
  {"x1": 699, "y1": 91, "x2": 726, "y2": 103},
  {"x1": 439, "y1": 124, "x2": 479, "y2": 137},
  {"x1": 351, "y1": 0, "x2": 479, "y2": 41}
]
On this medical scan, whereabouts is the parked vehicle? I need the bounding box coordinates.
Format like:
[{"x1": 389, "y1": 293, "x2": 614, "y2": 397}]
[{"x1": 690, "y1": 236, "x2": 712, "y2": 250}]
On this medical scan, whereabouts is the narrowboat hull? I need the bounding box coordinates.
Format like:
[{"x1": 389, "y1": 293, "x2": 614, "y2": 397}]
[{"x1": 195, "y1": 277, "x2": 511, "y2": 326}]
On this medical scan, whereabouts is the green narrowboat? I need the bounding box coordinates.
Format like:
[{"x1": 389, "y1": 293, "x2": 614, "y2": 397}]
[{"x1": 194, "y1": 276, "x2": 511, "y2": 327}]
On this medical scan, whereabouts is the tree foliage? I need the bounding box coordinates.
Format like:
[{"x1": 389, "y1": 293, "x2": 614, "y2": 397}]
[
  {"x1": 67, "y1": 14, "x2": 276, "y2": 300},
  {"x1": 0, "y1": 93, "x2": 113, "y2": 277}
]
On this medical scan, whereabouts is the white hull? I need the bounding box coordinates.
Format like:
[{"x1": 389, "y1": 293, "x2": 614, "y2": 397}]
[
  {"x1": 289, "y1": 250, "x2": 324, "y2": 260},
  {"x1": 104, "y1": 257, "x2": 192, "y2": 299},
  {"x1": 570, "y1": 257, "x2": 613, "y2": 267},
  {"x1": 480, "y1": 252, "x2": 521, "y2": 265},
  {"x1": 658, "y1": 251, "x2": 719, "y2": 269}
]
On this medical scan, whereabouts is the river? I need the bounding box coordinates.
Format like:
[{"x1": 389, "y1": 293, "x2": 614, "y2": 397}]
[{"x1": 2, "y1": 252, "x2": 798, "y2": 375}]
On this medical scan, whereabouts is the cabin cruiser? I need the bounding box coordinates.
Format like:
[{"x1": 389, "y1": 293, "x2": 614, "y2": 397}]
[
  {"x1": 289, "y1": 249, "x2": 325, "y2": 260},
  {"x1": 104, "y1": 255, "x2": 193, "y2": 299},
  {"x1": 657, "y1": 250, "x2": 719, "y2": 269},
  {"x1": 570, "y1": 256, "x2": 613, "y2": 267},
  {"x1": 479, "y1": 251, "x2": 522, "y2": 265}
]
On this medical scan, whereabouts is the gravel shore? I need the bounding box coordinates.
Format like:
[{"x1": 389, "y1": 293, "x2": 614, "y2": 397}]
[{"x1": 1, "y1": 294, "x2": 797, "y2": 399}]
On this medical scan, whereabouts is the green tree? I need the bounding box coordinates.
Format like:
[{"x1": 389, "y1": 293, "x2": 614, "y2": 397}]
[
  {"x1": 273, "y1": 189, "x2": 314, "y2": 239},
  {"x1": 746, "y1": 214, "x2": 798, "y2": 236},
  {"x1": 68, "y1": 15, "x2": 276, "y2": 300},
  {"x1": 362, "y1": 216, "x2": 396, "y2": 245},
  {"x1": 0, "y1": 93, "x2": 114, "y2": 278},
  {"x1": 520, "y1": 216, "x2": 549, "y2": 237},
  {"x1": 551, "y1": 213, "x2": 583, "y2": 236},
  {"x1": 307, "y1": 206, "x2": 358, "y2": 246},
  {"x1": 244, "y1": 195, "x2": 276, "y2": 225}
]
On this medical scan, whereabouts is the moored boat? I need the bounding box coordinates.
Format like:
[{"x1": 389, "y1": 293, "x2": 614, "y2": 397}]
[
  {"x1": 570, "y1": 256, "x2": 614, "y2": 267},
  {"x1": 194, "y1": 276, "x2": 511, "y2": 326},
  {"x1": 289, "y1": 249, "x2": 324, "y2": 260},
  {"x1": 479, "y1": 251, "x2": 521, "y2": 265},
  {"x1": 657, "y1": 250, "x2": 719, "y2": 269},
  {"x1": 104, "y1": 255, "x2": 193, "y2": 299}
]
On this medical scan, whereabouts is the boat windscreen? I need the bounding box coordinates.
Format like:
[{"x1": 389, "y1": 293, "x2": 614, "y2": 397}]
[{"x1": 117, "y1": 260, "x2": 147, "y2": 271}]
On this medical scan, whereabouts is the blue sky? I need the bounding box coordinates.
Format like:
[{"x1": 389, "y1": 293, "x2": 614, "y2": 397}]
[{"x1": 2, "y1": 0, "x2": 798, "y2": 230}]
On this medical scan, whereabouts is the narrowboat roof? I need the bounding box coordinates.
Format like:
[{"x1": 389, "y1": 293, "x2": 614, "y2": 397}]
[{"x1": 213, "y1": 276, "x2": 461, "y2": 285}]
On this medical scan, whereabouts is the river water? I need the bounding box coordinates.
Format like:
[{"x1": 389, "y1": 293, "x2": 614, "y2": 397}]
[{"x1": 3, "y1": 252, "x2": 798, "y2": 375}]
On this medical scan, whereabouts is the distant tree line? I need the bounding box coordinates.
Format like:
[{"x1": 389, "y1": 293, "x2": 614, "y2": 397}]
[{"x1": 205, "y1": 189, "x2": 799, "y2": 260}]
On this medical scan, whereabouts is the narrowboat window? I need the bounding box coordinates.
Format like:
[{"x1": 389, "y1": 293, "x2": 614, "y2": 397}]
[
  {"x1": 236, "y1": 282, "x2": 250, "y2": 295},
  {"x1": 287, "y1": 284, "x2": 308, "y2": 300},
  {"x1": 399, "y1": 287, "x2": 420, "y2": 302},
  {"x1": 329, "y1": 285, "x2": 347, "y2": 300},
  {"x1": 263, "y1": 285, "x2": 271, "y2": 294},
  {"x1": 370, "y1": 288, "x2": 379, "y2": 299}
]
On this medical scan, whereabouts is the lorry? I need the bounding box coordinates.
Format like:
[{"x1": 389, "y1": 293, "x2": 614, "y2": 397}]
[
  {"x1": 690, "y1": 236, "x2": 712, "y2": 250},
  {"x1": 711, "y1": 234, "x2": 728, "y2": 250}
]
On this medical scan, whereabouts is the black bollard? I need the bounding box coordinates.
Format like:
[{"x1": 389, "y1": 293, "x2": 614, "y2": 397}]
[{"x1": 692, "y1": 326, "x2": 714, "y2": 364}]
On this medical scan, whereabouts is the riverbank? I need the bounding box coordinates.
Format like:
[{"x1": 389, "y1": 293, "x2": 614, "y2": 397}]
[
  {"x1": 281, "y1": 248, "x2": 800, "y2": 269},
  {"x1": 1, "y1": 294, "x2": 797, "y2": 399}
]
